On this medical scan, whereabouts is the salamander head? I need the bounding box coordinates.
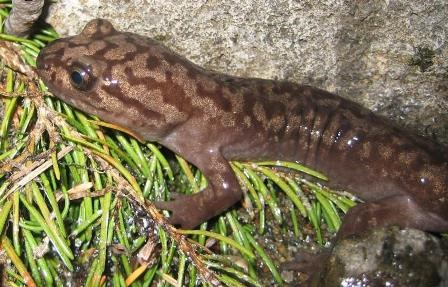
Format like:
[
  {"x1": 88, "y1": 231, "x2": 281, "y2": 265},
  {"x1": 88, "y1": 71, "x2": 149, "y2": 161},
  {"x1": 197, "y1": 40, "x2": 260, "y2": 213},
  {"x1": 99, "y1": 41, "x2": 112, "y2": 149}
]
[{"x1": 36, "y1": 19, "x2": 190, "y2": 141}]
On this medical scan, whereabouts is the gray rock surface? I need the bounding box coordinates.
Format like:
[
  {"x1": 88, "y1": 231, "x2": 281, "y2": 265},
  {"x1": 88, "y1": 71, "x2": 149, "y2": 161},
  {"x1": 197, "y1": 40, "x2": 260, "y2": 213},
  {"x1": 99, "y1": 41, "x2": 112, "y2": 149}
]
[
  {"x1": 313, "y1": 227, "x2": 448, "y2": 287},
  {"x1": 42, "y1": 0, "x2": 448, "y2": 144}
]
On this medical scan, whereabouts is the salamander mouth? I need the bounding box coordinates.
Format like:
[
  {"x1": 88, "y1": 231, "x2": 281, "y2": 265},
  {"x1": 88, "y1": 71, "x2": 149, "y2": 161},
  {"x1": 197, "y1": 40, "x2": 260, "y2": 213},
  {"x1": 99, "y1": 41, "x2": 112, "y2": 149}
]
[{"x1": 36, "y1": 51, "x2": 45, "y2": 70}]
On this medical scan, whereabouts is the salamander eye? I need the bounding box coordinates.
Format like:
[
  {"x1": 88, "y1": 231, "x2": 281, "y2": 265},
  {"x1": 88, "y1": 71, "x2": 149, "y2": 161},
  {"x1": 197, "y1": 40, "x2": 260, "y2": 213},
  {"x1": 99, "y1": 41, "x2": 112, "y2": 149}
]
[{"x1": 69, "y1": 63, "x2": 96, "y2": 91}]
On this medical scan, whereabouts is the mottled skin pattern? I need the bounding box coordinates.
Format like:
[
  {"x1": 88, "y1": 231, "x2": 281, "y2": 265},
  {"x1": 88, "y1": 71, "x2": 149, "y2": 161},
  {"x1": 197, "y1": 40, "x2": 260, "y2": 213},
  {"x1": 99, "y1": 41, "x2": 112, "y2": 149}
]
[{"x1": 36, "y1": 20, "x2": 448, "y2": 241}]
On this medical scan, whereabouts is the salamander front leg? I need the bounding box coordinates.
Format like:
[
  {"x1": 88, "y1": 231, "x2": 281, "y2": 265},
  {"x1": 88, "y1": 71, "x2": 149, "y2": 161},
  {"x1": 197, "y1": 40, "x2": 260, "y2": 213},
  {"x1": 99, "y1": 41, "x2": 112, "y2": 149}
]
[{"x1": 155, "y1": 154, "x2": 242, "y2": 229}]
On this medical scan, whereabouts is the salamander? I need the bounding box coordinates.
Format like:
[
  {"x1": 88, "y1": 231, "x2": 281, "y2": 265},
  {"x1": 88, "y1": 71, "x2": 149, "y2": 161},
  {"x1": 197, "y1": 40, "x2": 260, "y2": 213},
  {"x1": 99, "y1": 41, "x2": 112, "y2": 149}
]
[{"x1": 36, "y1": 19, "x2": 448, "y2": 240}]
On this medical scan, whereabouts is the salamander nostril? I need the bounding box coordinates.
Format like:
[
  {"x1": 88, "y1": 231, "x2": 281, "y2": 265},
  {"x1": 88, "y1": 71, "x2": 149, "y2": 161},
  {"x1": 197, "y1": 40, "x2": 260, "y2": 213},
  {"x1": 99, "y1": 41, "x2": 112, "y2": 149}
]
[
  {"x1": 35, "y1": 54, "x2": 50, "y2": 72},
  {"x1": 37, "y1": 53, "x2": 51, "y2": 68}
]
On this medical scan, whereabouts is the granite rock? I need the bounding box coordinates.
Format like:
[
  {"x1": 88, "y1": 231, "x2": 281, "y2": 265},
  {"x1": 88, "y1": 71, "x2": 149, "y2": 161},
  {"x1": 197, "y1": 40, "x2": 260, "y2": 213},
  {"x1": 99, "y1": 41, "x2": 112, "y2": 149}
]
[{"x1": 313, "y1": 227, "x2": 448, "y2": 287}]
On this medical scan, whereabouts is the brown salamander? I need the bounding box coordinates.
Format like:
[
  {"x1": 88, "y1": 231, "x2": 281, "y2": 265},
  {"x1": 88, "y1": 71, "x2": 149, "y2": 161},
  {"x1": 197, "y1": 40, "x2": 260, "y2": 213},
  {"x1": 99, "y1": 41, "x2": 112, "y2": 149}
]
[{"x1": 36, "y1": 19, "x2": 448, "y2": 240}]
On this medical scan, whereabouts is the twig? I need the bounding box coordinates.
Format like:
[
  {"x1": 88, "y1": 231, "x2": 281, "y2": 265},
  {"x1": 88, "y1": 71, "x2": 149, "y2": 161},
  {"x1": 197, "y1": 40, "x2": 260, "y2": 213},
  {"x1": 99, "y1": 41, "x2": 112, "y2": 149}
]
[
  {"x1": 0, "y1": 90, "x2": 59, "y2": 174},
  {"x1": 89, "y1": 149, "x2": 222, "y2": 286},
  {"x1": 0, "y1": 41, "x2": 37, "y2": 78},
  {"x1": 4, "y1": 0, "x2": 45, "y2": 37},
  {"x1": 1, "y1": 145, "x2": 73, "y2": 201}
]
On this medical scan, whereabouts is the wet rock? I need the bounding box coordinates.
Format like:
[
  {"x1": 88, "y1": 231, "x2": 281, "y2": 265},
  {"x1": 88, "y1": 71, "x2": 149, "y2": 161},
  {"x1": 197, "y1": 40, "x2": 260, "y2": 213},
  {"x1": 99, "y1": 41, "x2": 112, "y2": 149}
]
[{"x1": 313, "y1": 227, "x2": 448, "y2": 287}]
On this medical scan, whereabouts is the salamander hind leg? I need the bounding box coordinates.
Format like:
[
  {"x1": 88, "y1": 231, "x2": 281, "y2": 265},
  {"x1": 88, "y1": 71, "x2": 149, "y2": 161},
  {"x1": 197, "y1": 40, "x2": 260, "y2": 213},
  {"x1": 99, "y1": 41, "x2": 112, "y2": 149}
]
[
  {"x1": 155, "y1": 153, "x2": 243, "y2": 229},
  {"x1": 337, "y1": 194, "x2": 448, "y2": 239}
]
